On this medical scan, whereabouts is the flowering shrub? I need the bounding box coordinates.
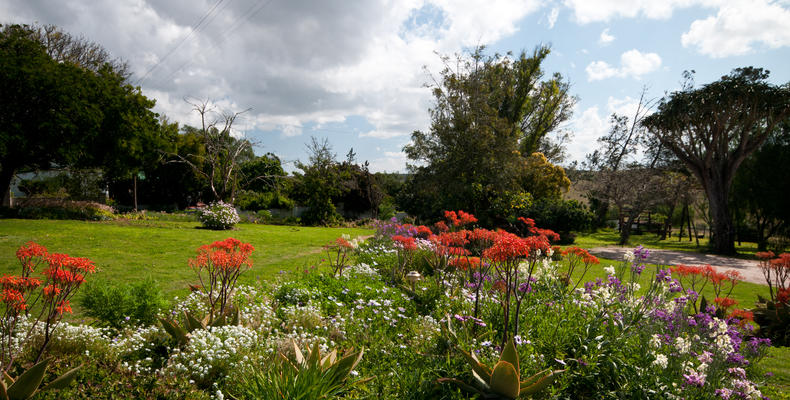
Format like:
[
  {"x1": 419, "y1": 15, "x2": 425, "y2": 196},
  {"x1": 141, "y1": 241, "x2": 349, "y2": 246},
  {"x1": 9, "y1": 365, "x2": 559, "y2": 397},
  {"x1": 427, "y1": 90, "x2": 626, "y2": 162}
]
[
  {"x1": 2, "y1": 242, "x2": 95, "y2": 369},
  {"x1": 197, "y1": 201, "x2": 240, "y2": 230},
  {"x1": 189, "y1": 238, "x2": 254, "y2": 319},
  {"x1": 1, "y1": 212, "x2": 779, "y2": 399}
]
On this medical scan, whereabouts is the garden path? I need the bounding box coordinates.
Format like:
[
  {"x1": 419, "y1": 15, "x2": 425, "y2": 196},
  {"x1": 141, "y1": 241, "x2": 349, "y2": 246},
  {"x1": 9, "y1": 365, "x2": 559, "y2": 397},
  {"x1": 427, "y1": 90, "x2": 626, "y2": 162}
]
[{"x1": 589, "y1": 246, "x2": 765, "y2": 285}]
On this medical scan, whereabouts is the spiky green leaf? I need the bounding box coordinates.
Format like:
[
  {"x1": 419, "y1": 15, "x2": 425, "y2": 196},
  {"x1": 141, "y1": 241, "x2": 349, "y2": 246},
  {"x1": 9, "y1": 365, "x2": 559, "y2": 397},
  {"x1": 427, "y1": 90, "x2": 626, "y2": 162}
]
[
  {"x1": 41, "y1": 364, "x2": 82, "y2": 391},
  {"x1": 489, "y1": 361, "x2": 520, "y2": 399},
  {"x1": 6, "y1": 359, "x2": 48, "y2": 400}
]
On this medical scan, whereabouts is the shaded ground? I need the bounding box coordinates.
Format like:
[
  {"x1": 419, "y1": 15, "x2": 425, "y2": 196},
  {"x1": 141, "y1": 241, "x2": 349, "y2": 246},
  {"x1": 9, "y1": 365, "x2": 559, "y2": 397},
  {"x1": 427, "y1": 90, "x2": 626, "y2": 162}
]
[{"x1": 589, "y1": 246, "x2": 765, "y2": 285}]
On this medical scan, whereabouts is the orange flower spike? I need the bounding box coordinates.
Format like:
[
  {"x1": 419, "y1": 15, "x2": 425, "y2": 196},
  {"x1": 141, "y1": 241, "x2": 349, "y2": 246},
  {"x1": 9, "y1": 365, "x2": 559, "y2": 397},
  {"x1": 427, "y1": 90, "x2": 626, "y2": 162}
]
[
  {"x1": 756, "y1": 251, "x2": 775, "y2": 260},
  {"x1": 55, "y1": 300, "x2": 72, "y2": 315}
]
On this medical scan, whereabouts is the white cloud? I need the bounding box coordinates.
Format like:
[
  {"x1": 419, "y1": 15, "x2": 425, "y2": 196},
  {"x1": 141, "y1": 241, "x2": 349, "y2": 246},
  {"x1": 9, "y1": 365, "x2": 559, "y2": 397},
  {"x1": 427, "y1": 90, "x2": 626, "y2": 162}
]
[
  {"x1": 681, "y1": 0, "x2": 790, "y2": 58},
  {"x1": 585, "y1": 61, "x2": 619, "y2": 81},
  {"x1": 368, "y1": 151, "x2": 410, "y2": 172},
  {"x1": 586, "y1": 49, "x2": 661, "y2": 81},
  {"x1": 563, "y1": 0, "x2": 716, "y2": 24},
  {"x1": 619, "y1": 49, "x2": 662, "y2": 76},
  {"x1": 281, "y1": 125, "x2": 303, "y2": 137},
  {"x1": 547, "y1": 7, "x2": 560, "y2": 28},
  {"x1": 566, "y1": 106, "x2": 609, "y2": 163},
  {"x1": 599, "y1": 28, "x2": 615, "y2": 45}
]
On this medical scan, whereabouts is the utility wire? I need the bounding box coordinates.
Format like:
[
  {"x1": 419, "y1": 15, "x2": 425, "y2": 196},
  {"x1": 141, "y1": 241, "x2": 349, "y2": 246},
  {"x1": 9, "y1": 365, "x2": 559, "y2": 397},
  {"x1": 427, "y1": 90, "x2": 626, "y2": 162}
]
[
  {"x1": 135, "y1": 0, "x2": 228, "y2": 85},
  {"x1": 155, "y1": 0, "x2": 277, "y2": 87}
]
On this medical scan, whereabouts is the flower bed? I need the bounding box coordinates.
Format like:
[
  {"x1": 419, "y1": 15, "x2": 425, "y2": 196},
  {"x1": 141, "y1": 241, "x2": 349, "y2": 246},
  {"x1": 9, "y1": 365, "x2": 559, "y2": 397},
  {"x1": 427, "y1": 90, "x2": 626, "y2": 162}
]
[{"x1": 2, "y1": 212, "x2": 778, "y2": 399}]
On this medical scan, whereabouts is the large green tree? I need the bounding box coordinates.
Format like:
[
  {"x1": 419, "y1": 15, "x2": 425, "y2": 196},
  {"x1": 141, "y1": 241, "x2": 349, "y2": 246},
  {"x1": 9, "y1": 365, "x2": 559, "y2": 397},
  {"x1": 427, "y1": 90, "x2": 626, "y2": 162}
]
[
  {"x1": 731, "y1": 121, "x2": 790, "y2": 250},
  {"x1": 643, "y1": 68, "x2": 790, "y2": 254},
  {"x1": 0, "y1": 23, "x2": 164, "y2": 205},
  {"x1": 403, "y1": 46, "x2": 574, "y2": 225}
]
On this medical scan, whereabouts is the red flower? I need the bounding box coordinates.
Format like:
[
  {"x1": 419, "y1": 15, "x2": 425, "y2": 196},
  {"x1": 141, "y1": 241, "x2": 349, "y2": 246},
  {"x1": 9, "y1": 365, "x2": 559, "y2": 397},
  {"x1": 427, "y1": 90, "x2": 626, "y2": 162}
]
[
  {"x1": 729, "y1": 309, "x2": 754, "y2": 322},
  {"x1": 415, "y1": 225, "x2": 433, "y2": 238},
  {"x1": 55, "y1": 300, "x2": 72, "y2": 315},
  {"x1": 335, "y1": 237, "x2": 354, "y2": 249},
  {"x1": 714, "y1": 297, "x2": 738, "y2": 310},
  {"x1": 435, "y1": 221, "x2": 449, "y2": 232},
  {"x1": 777, "y1": 288, "x2": 790, "y2": 304},
  {"x1": 391, "y1": 235, "x2": 417, "y2": 251},
  {"x1": 756, "y1": 251, "x2": 775, "y2": 260},
  {"x1": 561, "y1": 247, "x2": 600, "y2": 265},
  {"x1": 449, "y1": 257, "x2": 482, "y2": 270}
]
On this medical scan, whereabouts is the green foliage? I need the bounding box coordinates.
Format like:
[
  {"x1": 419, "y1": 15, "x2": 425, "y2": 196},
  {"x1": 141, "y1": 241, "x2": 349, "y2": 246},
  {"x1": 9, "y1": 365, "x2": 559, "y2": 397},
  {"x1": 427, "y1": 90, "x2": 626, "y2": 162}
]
[
  {"x1": 402, "y1": 46, "x2": 575, "y2": 226},
  {"x1": 518, "y1": 198, "x2": 594, "y2": 244},
  {"x1": 753, "y1": 295, "x2": 790, "y2": 346},
  {"x1": 79, "y1": 277, "x2": 168, "y2": 330},
  {"x1": 642, "y1": 67, "x2": 790, "y2": 254},
  {"x1": 731, "y1": 123, "x2": 790, "y2": 250},
  {"x1": 230, "y1": 340, "x2": 366, "y2": 400},
  {"x1": 440, "y1": 339, "x2": 564, "y2": 399},
  {"x1": 10, "y1": 200, "x2": 115, "y2": 221},
  {"x1": 235, "y1": 190, "x2": 293, "y2": 211},
  {"x1": 0, "y1": 359, "x2": 80, "y2": 400},
  {"x1": 0, "y1": 23, "x2": 170, "y2": 207}
]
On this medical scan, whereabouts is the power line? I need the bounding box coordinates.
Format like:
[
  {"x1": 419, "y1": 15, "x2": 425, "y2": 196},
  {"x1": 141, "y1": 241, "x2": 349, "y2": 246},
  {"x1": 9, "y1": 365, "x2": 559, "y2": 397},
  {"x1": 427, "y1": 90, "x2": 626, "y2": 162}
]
[
  {"x1": 135, "y1": 0, "x2": 229, "y2": 86},
  {"x1": 155, "y1": 0, "x2": 277, "y2": 87}
]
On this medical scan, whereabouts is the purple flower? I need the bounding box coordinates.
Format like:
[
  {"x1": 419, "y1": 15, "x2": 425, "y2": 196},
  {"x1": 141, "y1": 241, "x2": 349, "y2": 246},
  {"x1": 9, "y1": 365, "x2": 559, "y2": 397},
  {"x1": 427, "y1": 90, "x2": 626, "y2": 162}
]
[
  {"x1": 631, "y1": 263, "x2": 646, "y2": 275},
  {"x1": 656, "y1": 268, "x2": 672, "y2": 283},
  {"x1": 683, "y1": 371, "x2": 706, "y2": 387},
  {"x1": 633, "y1": 245, "x2": 650, "y2": 261}
]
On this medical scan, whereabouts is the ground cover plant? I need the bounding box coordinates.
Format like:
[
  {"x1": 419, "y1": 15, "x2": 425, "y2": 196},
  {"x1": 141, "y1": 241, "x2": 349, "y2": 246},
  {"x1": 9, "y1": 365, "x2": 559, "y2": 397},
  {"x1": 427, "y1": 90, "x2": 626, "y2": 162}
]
[{"x1": 0, "y1": 211, "x2": 784, "y2": 399}]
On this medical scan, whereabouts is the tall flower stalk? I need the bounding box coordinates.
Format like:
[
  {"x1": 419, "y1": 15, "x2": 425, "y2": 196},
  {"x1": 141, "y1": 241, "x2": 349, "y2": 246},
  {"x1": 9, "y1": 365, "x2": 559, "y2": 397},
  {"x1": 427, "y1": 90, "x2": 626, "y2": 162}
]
[
  {"x1": 1, "y1": 242, "x2": 95, "y2": 371},
  {"x1": 189, "y1": 238, "x2": 254, "y2": 319}
]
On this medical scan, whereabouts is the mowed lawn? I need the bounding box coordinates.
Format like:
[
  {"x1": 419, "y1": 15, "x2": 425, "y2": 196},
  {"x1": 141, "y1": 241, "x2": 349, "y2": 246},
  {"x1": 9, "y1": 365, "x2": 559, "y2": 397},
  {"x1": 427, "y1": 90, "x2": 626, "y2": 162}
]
[{"x1": 0, "y1": 218, "x2": 372, "y2": 301}]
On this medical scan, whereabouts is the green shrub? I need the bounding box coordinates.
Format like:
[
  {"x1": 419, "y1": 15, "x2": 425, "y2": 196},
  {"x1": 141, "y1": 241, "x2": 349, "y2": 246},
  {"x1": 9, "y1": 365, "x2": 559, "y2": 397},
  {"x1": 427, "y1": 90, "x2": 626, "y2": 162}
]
[
  {"x1": 80, "y1": 277, "x2": 168, "y2": 329},
  {"x1": 519, "y1": 198, "x2": 593, "y2": 243},
  {"x1": 235, "y1": 190, "x2": 293, "y2": 211},
  {"x1": 12, "y1": 199, "x2": 115, "y2": 221}
]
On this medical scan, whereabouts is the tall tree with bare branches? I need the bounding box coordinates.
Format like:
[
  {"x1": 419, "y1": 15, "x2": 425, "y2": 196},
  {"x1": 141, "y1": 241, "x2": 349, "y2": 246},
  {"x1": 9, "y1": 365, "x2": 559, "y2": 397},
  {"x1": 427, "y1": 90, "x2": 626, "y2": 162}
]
[{"x1": 171, "y1": 99, "x2": 254, "y2": 203}]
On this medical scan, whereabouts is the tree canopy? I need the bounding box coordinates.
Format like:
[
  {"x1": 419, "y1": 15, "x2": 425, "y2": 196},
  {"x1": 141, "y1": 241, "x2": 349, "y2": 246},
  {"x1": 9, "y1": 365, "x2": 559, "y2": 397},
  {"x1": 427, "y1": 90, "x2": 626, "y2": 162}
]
[
  {"x1": 642, "y1": 67, "x2": 790, "y2": 254},
  {"x1": 403, "y1": 46, "x2": 575, "y2": 226},
  {"x1": 0, "y1": 23, "x2": 165, "y2": 205}
]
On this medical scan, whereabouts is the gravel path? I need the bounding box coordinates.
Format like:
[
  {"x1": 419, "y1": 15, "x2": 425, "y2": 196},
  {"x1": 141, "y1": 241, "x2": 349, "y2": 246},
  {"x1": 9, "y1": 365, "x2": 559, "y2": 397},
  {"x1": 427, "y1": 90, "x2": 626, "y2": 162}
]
[{"x1": 588, "y1": 246, "x2": 766, "y2": 285}]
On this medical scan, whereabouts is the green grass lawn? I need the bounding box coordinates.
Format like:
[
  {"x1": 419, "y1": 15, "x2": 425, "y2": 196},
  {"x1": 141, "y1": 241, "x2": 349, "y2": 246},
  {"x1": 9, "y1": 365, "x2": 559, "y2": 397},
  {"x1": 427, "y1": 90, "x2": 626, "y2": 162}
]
[
  {"x1": 762, "y1": 346, "x2": 790, "y2": 399},
  {"x1": 0, "y1": 218, "x2": 372, "y2": 312}
]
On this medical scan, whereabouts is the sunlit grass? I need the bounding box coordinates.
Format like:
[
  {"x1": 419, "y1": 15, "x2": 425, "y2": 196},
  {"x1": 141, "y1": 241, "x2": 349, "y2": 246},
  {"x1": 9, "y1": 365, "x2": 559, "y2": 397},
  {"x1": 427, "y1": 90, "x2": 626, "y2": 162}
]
[{"x1": 0, "y1": 218, "x2": 372, "y2": 314}]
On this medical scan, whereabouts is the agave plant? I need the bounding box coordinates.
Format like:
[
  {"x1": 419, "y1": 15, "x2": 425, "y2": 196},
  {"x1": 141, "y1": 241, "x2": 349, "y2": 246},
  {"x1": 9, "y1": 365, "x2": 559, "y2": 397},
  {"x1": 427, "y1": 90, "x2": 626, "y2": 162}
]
[
  {"x1": 233, "y1": 340, "x2": 368, "y2": 400},
  {"x1": 0, "y1": 359, "x2": 80, "y2": 400},
  {"x1": 439, "y1": 338, "x2": 563, "y2": 399},
  {"x1": 159, "y1": 307, "x2": 239, "y2": 346}
]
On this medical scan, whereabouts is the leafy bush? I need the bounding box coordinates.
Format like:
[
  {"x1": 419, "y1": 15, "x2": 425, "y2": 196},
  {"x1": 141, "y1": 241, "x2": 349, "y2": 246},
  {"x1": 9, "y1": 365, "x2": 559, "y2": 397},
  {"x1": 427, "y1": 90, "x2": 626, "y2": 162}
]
[
  {"x1": 235, "y1": 190, "x2": 293, "y2": 211},
  {"x1": 196, "y1": 201, "x2": 240, "y2": 230},
  {"x1": 80, "y1": 277, "x2": 168, "y2": 329},
  {"x1": 519, "y1": 198, "x2": 593, "y2": 243},
  {"x1": 11, "y1": 199, "x2": 115, "y2": 221}
]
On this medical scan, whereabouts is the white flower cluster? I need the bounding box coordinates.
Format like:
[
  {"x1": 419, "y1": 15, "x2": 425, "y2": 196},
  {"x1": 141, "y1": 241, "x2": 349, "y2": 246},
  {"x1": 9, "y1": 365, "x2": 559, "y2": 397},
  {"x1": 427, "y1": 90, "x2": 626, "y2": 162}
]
[
  {"x1": 197, "y1": 201, "x2": 240, "y2": 230},
  {"x1": 346, "y1": 262, "x2": 380, "y2": 278},
  {"x1": 165, "y1": 325, "x2": 259, "y2": 385}
]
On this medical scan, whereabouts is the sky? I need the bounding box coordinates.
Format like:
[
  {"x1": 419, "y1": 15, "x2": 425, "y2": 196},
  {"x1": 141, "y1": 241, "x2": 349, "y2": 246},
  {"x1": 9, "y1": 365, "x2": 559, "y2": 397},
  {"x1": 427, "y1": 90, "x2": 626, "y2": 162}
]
[{"x1": 3, "y1": 0, "x2": 790, "y2": 172}]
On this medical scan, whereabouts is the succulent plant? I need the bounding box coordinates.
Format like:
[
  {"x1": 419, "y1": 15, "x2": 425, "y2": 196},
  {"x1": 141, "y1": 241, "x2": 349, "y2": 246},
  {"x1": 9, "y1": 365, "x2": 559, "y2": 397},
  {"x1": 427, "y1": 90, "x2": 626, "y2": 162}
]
[
  {"x1": 280, "y1": 339, "x2": 366, "y2": 384},
  {"x1": 159, "y1": 307, "x2": 239, "y2": 346},
  {"x1": 0, "y1": 359, "x2": 81, "y2": 400},
  {"x1": 439, "y1": 338, "x2": 563, "y2": 399}
]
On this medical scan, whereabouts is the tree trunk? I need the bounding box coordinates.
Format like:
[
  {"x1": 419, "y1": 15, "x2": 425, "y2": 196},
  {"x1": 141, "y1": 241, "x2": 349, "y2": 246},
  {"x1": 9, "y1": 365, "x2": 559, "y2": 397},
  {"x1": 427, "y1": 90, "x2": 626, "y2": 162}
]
[
  {"x1": 0, "y1": 168, "x2": 16, "y2": 207},
  {"x1": 661, "y1": 203, "x2": 676, "y2": 240},
  {"x1": 619, "y1": 210, "x2": 640, "y2": 245},
  {"x1": 706, "y1": 181, "x2": 736, "y2": 255}
]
